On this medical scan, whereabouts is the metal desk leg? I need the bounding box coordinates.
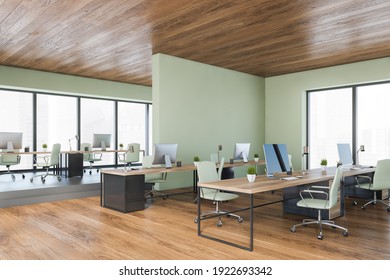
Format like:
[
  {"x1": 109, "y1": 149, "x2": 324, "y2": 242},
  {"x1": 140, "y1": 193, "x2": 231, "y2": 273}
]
[
  {"x1": 250, "y1": 193, "x2": 254, "y2": 251},
  {"x1": 197, "y1": 187, "x2": 201, "y2": 235}
]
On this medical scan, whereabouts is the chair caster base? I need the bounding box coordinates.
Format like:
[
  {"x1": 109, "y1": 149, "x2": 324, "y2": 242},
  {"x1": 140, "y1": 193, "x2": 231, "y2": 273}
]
[
  {"x1": 317, "y1": 235, "x2": 323, "y2": 240},
  {"x1": 342, "y1": 230, "x2": 349, "y2": 237}
]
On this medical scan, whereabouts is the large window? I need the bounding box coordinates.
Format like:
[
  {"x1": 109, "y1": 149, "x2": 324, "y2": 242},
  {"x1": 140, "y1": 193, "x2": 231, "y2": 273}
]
[
  {"x1": 0, "y1": 89, "x2": 151, "y2": 171},
  {"x1": 308, "y1": 81, "x2": 390, "y2": 168},
  {"x1": 357, "y1": 83, "x2": 390, "y2": 166},
  {"x1": 81, "y1": 98, "x2": 116, "y2": 166},
  {"x1": 0, "y1": 90, "x2": 33, "y2": 170},
  {"x1": 118, "y1": 102, "x2": 146, "y2": 160},
  {"x1": 37, "y1": 94, "x2": 78, "y2": 152}
]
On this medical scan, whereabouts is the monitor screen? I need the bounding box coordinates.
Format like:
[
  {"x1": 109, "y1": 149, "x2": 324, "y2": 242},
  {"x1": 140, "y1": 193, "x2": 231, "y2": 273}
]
[
  {"x1": 233, "y1": 143, "x2": 250, "y2": 162},
  {"x1": 337, "y1": 143, "x2": 353, "y2": 165},
  {"x1": 263, "y1": 144, "x2": 291, "y2": 177},
  {"x1": 0, "y1": 132, "x2": 23, "y2": 150},
  {"x1": 92, "y1": 134, "x2": 112, "y2": 150},
  {"x1": 152, "y1": 143, "x2": 178, "y2": 168}
]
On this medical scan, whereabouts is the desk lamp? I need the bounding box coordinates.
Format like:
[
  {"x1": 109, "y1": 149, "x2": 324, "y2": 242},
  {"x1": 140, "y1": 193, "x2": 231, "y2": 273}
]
[
  {"x1": 356, "y1": 145, "x2": 365, "y2": 166},
  {"x1": 68, "y1": 135, "x2": 79, "y2": 151},
  {"x1": 301, "y1": 146, "x2": 309, "y2": 174}
]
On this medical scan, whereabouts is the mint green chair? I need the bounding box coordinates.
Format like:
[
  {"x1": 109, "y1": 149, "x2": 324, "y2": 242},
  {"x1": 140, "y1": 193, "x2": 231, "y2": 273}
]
[
  {"x1": 81, "y1": 143, "x2": 102, "y2": 174},
  {"x1": 355, "y1": 159, "x2": 390, "y2": 211},
  {"x1": 0, "y1": 150, "x2": 25, "y2": 181},
  {"x1": 30, "y1": 143, "x2": 61, "y2": 183},
  {"x1": 143, "y1": 155, "x2": 168, "y2": 199},
  {"x1": 118, "y1": 143, "x2": 140, "y2": 171},
  {"x1": 290, "y1": 165, "x2": 348, "y2": 239},
  {"x1": 195, "y1": 158, "x2": 243, "y2": 227}
]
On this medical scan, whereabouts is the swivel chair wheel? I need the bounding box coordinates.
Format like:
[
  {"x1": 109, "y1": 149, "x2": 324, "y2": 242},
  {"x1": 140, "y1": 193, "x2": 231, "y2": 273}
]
[
  {"x1": 83, "y1": 170, "x2": 86, "y2": 173},
  {"x1": 317, "y1": 234, "x2": 323, "y2": 240},
  {"x1": 89, "y1": 170, "x2": 92, "y2": 175},
  {"x1": 97, "y1": 169, "x2": 99, "y2": 173},
  {"x1": 371, "y1": 201, "x2": 377, "y2": 205},
  {"x1": 342, "y1": 231, "x2": 349, "y2": 237},
  {"x1": 352, "y1": 201, "x2": 358, "y2": 206},
  {"x1": 162, "y1": 195, "x2": 167, "y2": 200},
  {"x1": 238, "y1": 217, "x2": 243, "y2": 223},
  {"x1": 30, "y1": 178, "x2": 33, "y2": 182},
  {"x1": 57, "y1": 176, "x2": 62, "y2": 181},
  {"x1": 11, "y1": 175, "x2": 16, "y2": 181},
  {"x1": 361, "y1": 206, "x2": 367, "y2": 210},
  {"x1": 41, "y1": 178, "x2": 46, "y2": 183},
  {"x1": 216, "y1": 220, "x2": 223, "y2": 227},
  {"x1": 290, "y1": 226, "x2": 296, "y2": 233},
  {"x1": 194, "y1": 218, "x2": 198, "y2": 223}
]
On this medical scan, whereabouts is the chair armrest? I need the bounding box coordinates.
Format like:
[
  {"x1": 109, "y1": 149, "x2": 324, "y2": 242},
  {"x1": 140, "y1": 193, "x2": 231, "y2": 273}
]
[
  {"x1": 299, "y1": 189, "x2": 328, "y2": 201},
  {"x1": 94, "y1": 153, "x2": 103, "y2": 160},
  {"x1": 309, "y1": 185, "x2": 329, "y2": 190},
  {"x1": 355, "y1": 175, "x2": 372, "y2": 188}
]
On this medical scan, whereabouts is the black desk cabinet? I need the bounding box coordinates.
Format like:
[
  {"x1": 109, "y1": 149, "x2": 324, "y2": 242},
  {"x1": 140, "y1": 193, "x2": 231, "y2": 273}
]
[{"x1": 101, "y1": 173, "x2": 145, "y2": 213}]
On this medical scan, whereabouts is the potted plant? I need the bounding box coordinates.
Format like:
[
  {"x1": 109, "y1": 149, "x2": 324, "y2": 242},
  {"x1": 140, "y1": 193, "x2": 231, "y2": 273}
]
[
  {"x1": 119, "y1": 143, "x2": 124, "y2": 149},
  {"x1": 42, "y1": 143, "x2": 48, "y2": 152},
  {"x1": 193, "y1": 156, "x2": 200, "y2": 166},
  {"x1": 247, "y1": 166, "x2": 257, "y2": 183},
  {"x1": 254, "y1": 153, "x2": 259, "y2": 162},
  {"x1": 320, "y1": 158, "x2": 328, "y2": 171}
]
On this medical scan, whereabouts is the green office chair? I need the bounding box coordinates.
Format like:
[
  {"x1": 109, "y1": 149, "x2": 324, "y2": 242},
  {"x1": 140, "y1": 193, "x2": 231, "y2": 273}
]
[
  {"x1": 0, "y1": 150, "x2": 25, "y2": 181},
  {"x1": 30, "y1": 143, "x2": 61, "y2": 183},
  {"x1": 354, "y1": 159, "x2": 390, "y2": 211},
  {"x1": 143, "y1": 155, "x2": 168, "y2": 199},
  {"x1": 81, "y1": 143, "x2": 102, "y2": 175},
  {"x1": 118, "y1": 143, "x2": 140, "y2": 171},
  {"x1": 194, "y1": 158, "x2": 243, "y2": 227},
  {"x1": 290, "y1": 165, "x2": 348, "y2": 239}
]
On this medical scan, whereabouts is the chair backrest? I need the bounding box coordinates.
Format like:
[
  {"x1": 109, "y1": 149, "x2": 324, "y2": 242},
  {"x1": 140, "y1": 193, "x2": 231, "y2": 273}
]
[
  {"x1": 288, "y1": 154, "x2": 293, "y2": 171},
  {"x1": 210, "y1": 153, "x2": 218, "y2": 163},
  {"x1": 0, "y1": 150, "x2": 19, "y2": 164},
  {"x1": 328, "y1": 165, "x2": 343, "y2": 207},
  {"x1": 125, "y1": 143, "x2": 140, "y2": 163},
  {"x1": 80, "y1": 143, "x2": 92, "y2": 161},
  {"x1": 142, "y1": 155, "x2": 166, "y2": 181},
  {"x1": 372, "y1": 159, "x2": 390, "y2": 190},
  {"x1": 197, "y1": 161, "x2": 219, "y2": 183},
  {"x1": 217, "y1": 157, "x2": 225, "y2": 180},
  {"x1": 49, "y1": 143, "x2": 61, "y2": 166}
]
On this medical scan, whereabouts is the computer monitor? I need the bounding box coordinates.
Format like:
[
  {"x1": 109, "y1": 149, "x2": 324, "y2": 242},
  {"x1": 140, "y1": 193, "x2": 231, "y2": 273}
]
[
  {"x1": 152, "y1": 143, "x2": 178, "y2": 168},
  {"x1": 263, "y1": 144, "x2": 291, "y2": 177},
  {"x1": 92, "y1": 134, "x2": 111, "y2": 151},
  {"x1": 233, "y1": 143, "x2": 250, "y2": 163},
  {"x1": 0, "y1": 132, "x2": 23, "y2": 150},
  {"x1": 337, "y1": 143, "x2": 353, "y2": 165}
]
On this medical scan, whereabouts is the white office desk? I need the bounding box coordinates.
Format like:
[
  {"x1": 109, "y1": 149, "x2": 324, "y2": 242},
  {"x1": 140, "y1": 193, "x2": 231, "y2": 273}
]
[{"x1": 197, "y1": 166, "x2": 376, "y2": 251}]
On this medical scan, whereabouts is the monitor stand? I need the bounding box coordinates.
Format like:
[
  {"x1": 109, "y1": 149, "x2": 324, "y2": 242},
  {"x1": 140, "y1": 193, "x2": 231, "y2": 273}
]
[
  {"x1": 164, "y1": 154, "x2": 172, "y2": 169},
  {"x1": 101, "y1": 141, "x2": 106, "y2": 151},
  {"x1": 6, "y1": 141, "x2": 14, "y2": 151},
  {"x1": 242, "y1": 152, "x2": 248, "y2": 163}
]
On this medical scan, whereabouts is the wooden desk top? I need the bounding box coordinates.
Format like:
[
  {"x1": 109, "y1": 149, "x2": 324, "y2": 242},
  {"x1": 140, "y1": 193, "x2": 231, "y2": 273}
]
[
  {"x1": 100, "y1": 160, "x2": 265, "y2": 177},
  {"x1": 198, "y1": 166, "x2": 376, "y2": 195}
]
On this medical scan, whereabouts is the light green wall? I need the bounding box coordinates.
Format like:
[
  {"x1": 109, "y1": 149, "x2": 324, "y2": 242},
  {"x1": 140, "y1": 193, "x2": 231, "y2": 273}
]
[
  {"x1": 0, "y1": 65, "x2": 152, "y2": 102},
  {"x1": 153, "y1": 53, "x2": 265, "y2": 189},
  {"x1": 265, "y1": 57, "x2": 390, "y2": 169}
]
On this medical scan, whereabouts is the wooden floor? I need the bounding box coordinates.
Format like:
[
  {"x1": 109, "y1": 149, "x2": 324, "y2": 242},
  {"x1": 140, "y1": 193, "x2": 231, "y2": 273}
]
[{"x1": 0, "y1": 188, "x2": 389, "y2": 260}]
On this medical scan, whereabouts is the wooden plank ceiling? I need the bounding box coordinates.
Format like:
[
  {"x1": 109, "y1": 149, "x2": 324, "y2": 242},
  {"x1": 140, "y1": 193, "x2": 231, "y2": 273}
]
[{"x1": 1, "y1": 0, "x2": 390, "y2": 87}]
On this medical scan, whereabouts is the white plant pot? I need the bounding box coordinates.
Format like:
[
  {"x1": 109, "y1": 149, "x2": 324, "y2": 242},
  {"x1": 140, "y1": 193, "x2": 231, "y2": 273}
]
[
  {"x1": 194, "y1": 161, "x2": 198, "y2": 167},
  {"x1": 247, "y1": 174, "x2": 256, "y2": 183},
  {"x1": 254, "y1": 158, "x2": 259, "y2": 163},
  {"x1": 321, "y1": 165, "x2": 327, "y2": 171}
]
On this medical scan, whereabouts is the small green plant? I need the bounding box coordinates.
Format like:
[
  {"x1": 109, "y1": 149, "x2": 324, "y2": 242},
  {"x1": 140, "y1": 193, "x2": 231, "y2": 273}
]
[
  {"x1": 42, "y1": 143, "x2": 48, "y2": 149},
  {"x1": 254, "y1": 153, "x2": 259, "y2": 158},
  {"x1": 320, "y1": 158, "x2": 328, "y2": 166},
  {"x1": 119, "y1": 143, "x2": 124, "y2": 148},
  {"x1": 193, "y1": 156, "x2": 200, "y2": 162},
  {"x1": 247, "y1": 166, "x2": 256, "y2": 175}
]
